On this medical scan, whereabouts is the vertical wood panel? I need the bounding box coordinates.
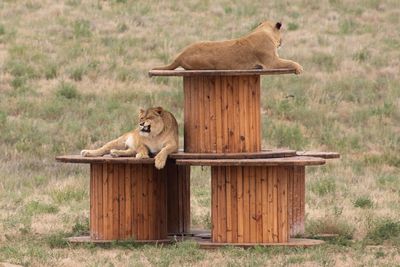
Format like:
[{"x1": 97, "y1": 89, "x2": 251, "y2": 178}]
[
  {"x1": 249, "y1": 167, "x2": 257, "y2": 242},
  {"x1": 272, "y1": 167, "x2": 278, "y2": 242},
  {"x1": 236, "y1": 166, "x2": 244, "y2": 243},
  {"x1": 217, "y1": 167, "x2": 227, "y2": 242},
  {"x1": 261, "y1": 166, "x2": 268, "y2": 242},
  {"x1": 211, "y1": 167, "x2": 218, "y2": 242},
  {"x1": 230, "y1": 167, "x2": 238, "y2": 243},
  {"x1": 255, "y1": 167, "x2": 263, "y2": 243},
  {"x1": 243, "y1": 166, "x2": 250, "y2": 242},
  {"x1": 226, "y1": 167, "x2": 232, "y2": 243},
  {"x1": 118, "y1": 164, "x2": 125, "y2": 239},
  {"x1": 124, "y1": 164, "x2": 132, "y2": 238}
]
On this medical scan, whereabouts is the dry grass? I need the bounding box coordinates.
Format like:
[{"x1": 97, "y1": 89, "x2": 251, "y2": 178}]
[{"x1": 1, "y1": 0, "x2": 400, "y2": 266}]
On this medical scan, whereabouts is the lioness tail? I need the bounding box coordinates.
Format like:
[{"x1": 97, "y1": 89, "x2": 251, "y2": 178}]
[{"x1": 152, "y1": 60, "x2": 180, "y2": 70}]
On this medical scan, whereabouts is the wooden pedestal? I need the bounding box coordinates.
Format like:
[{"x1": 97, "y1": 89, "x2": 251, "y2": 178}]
[
  {"x1": 57, "y1": 156, "x2": 190, "y2": 241},
  {"x1": 210, "y1": 165, "x2": 305, "y2": 243},
  {"x1": 183, "y1": 75, "x2": 261, "y2": 153}
]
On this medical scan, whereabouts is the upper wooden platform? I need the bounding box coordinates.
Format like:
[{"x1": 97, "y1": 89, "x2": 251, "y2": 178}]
[
  {"x1": 148, "y1": 68, "x2": 296, "y2": 77},
  {"x1": 56, "y1": 150, "x2": 338, "y2": 164}
]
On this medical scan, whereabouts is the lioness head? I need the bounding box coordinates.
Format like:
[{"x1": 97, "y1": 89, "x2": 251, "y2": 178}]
[
  {"x1": 138, "y1": 107, "x2": 165, "y2": 137},
  {"x1": 254, "y1": 20, "x2": 282, "y2": 48}
]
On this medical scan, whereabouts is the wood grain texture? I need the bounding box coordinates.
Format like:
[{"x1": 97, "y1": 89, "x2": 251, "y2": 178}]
[
  {"x1": 183, "y1": 75, "x2": 261, "y2": 153},
  {"x1": 148, "y1": 68, "x2": 296, "y2": 77},
  {"x1": 89, "y1": 163, "x2": 169, "y2": 241},
  {"x1": 211, "y1": 166, "x2": 290, "y2": 243}
]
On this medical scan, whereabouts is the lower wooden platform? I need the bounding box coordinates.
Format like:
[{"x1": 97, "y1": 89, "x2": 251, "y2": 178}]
[
  {"x1": 66, "y1": 235, "x2": 324, "y2": 248},
  {"x1": 66, "y1": 236, "x2": 171, "y2": 244}
]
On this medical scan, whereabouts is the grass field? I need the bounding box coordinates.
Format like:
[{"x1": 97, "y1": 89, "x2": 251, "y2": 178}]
[{"x1": 1, "y1": 0, "x2": 400, "y2": 266}]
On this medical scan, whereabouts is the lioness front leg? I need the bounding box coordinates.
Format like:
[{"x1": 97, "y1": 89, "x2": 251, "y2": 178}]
[
  {"x1": 110, "y1": 147, "x2": 136, "y2": 157},
  {"x1": 81, "y1": 136, "x2": 126, "y2": 157},
  {"x1": 154, "y1": 143, "x2": 178, "y2": 169},
  {"x1": 272, "y1": 58, "x2": 303, "y2": 74}
]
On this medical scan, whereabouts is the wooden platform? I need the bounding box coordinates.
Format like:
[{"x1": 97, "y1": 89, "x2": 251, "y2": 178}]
[
  {"x1": 66, "y1": 235, "x2": 324, "y2": 248},
  {"x1": 66, "y1": 236, "x2": 171, "y2": 244},
  {"x1": 196, "y1": 238, "x2": 325, "y2": 249},
  {"x1": 175, "y1": 156, "x2": 325, "y2": 166},
  {"x1": 148, "y1": 68, "x2": 296, "y2": 77}
]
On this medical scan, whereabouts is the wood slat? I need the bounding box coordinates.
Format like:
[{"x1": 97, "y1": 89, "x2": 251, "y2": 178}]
[
  {"x1": 255, "y1": 167, "x2": 263, "y2": 243},
  {"x1": 249, "y1": 167, "x2": 257, "y2": 243},
  {"x1": 176, "y1": 156, "x2": 326, "y2": 166},
  {"x1": 124, "y1": 164, "x2": 132, "y2": 238},
  {"x1": 118, "y1": 164, "x2": 125, "y2": 239},
  {"x1": 261, "y1": 166, "x2": 268, "y2": 242},
  {"x1": 230, "y1": 167, "x2": 238, "y2": 243},
  {"x1": 148, "y1": 68, "x2": 297, "y2": 77},
  {"x1": 236, "y1": 167, "x2": 244, "y2": 243},
  {"x1": 242, "y1": 167, "x2": 250, "y2": 243},
  {"x1": 211, "y1": 167, "x2": 218, "y2": 242}
]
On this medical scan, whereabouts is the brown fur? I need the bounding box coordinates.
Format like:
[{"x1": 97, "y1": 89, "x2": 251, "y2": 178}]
[
  {"x1": 80, "y1": 107, "x2": 178, "y2": 169},
  {"x1": 152, "y1": 21, "x2": 303, "y2": 74}
]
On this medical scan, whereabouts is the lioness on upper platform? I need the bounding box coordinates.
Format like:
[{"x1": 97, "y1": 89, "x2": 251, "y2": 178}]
[
  {"x1": 152, "y1": 20, "x2": 303, "y2": 74},
  {"x1": 81, "y1": 107, "x2": 179, "y2": 169}
]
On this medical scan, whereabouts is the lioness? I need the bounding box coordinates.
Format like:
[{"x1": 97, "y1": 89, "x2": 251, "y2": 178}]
[
  {"x1": 80, "y1": 107, "x2": 178, "y2": 169},
  {"x1": 153, "y1": 21, "x2": 303, "y2": 74}
]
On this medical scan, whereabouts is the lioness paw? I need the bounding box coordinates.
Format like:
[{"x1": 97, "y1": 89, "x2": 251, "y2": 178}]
[
  {"x1": 294, "y1": 63, "x2": 303, "y2": 75},
  {"x1": 135, "y1": 152, "x2": 149, "y2": 159},
  {"x1": 81, "y1": 150, "x2": 93, "y2": 157},
  {"x1": 110, "y1": 149, "x2": 121, "y2": 157},
  {"x1": 154, "y1": 153, "x2": 167, "y2": 169}
]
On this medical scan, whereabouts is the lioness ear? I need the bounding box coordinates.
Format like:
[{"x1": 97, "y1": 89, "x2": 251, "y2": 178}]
[
  {"x1": 154, "y1": 106, "x2": 164, "y2": 115},
  {"x1": 275, "y1": 22, "x2": 282, "y2": 30}
]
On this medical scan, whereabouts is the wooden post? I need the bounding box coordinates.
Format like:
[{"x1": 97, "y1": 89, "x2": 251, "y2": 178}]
[{"x1": 183, "y1": 75, "x2": 261, "y2": 153}]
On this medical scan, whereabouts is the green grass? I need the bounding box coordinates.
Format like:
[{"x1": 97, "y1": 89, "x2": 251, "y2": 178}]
[{"x1": 0, "y1": 0, "x2": 400, "y2": 266}]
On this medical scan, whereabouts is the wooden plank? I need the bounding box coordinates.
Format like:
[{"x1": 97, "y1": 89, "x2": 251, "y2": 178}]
[
  {"x1": 236, "y1": 166, "x2": 244, "y2": 243},
  {"x1": 280, "y1": 167, "x2": 288, "y2": 242},
  {"x1": 255, "y1": 167, "x2": 263, "y2": 243},
  {"x1": 90, "y1": 164, "x2": 95, "y2": 239},
  {"x1": 112, "y1": 164, "x2": 119, "y2": 239},
  {"x1": 183, "y1": 77, "x2": 191, "y2": 151},
  {"x1": 198, "y1": 76, "x2": 205, "y2": 152},
  {"x1": 230, "y1": 167, "x2": 238, "y2": 243},
  {"x1": 254, "y1": 76, "x2": 261, "y2": 150},
  {"x1": 217, "y1": 167, "x2": 227, "y2": 242},
  {"x1": 222, "y1": 77, "x2": 229, "y2": 152},
  {"x1": 226, "y1": 166, "x2": 232, "y2": 243},
  {"x1": 261, "y1": 166, "x2": 268, "y2": 242},
  {"x1": 143, "y1": 165, "x2": 150, "y2": 240},
  {"x1": 215, "y1": 76, "x2": 223, "y2": 152},
  {"x1": 249, "y1": 167, "x2": 257, "y2": 242},
  {"x1": 226, "y1": 76, "x2": 234, "y2": 152},
  {"x1": 192, "y1": 77, "x2": 200, "y2": 152},
  {"x1": 118, "y1": 164, "x2": 125, "y2": 239},
  {"x1": 131, "y1": 165, "x2": 137, "y2": 240},
  {"x1": 204, "y1": 77, "x2": 211, "y2": 152},
  {"x1": 136, "y1": 164, "x2": 143, "y2": 239},
  {"x1": 184, "y1": 166, "x2": 191, "y2": 232},
  {"x1": 148, "y1": 165, "x2": 155, "y2": 240},
  {"x1": 211, "y1": 167, "x2": 218, "y2": 242},
  {"x1": 272, "y1": 167, "x2": 278, "y2": 242},
  {"x1": 175, "y1": 156, "x2": 326, "y2": 166},
  {"x1": 97, "y1": 164, "x2": 103, "y2": 239},
  {"x1": 267, "y1": 167, "x2": 273, "y2": 242},
  {"x1": 299, "y1": 166, "x2": 305, "y2": 235},
  {"x1": 233, "y1": 76, "x2": 241, "y2": 152},
  {"x1": 166, "y1": 162, "x2": 177, "y2": 233},
  {"x1": 243, "y1": 76, "x2": 250, "y2": 152},
  {"x1": 56, "y1": 155, "x2": 155, "y2": 164},
  {"x1": 125, "y1": 164, "x2": 132, "y2": 238},
  {"x1": 296, "y1": 151, "x2": 340, "y2": 159},
  {"x1": 238, "y1": 77, "x2": 246, "y2": 152},
  {"x1": 293, "y1": 166, "x2": 299, "y2": 236},
  {"x1": 207, "y1": 77, "x2": 216, "y2": 152},
  {"x1": 242, "y1": 166, "x2": 250, "y2": 243},
  {"x1": 287, "y1": 167, "x2": 293, "y2": 237},
  {"x1": 148, "y1": 68, "x2": 297, "y2": 77}
]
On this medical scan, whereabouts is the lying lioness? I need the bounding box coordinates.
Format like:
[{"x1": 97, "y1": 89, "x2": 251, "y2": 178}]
[
  {"x1": 153, "y1": 21, "x2": 303, "y2": 74},
  {"x1": 81, "y1": 107, "x2": 178, "y2": 169}
]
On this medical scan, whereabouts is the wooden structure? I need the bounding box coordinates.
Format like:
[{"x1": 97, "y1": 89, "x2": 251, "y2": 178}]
[
  {"x1": 148, "y1": 68, "x2": 339, "y2": 246},
  {"x1": 57, "y1": 68, "x2": 339, "y2": 246},
  {"x1": 56, "y1": 156, "x2": 190, "y2": 241}
]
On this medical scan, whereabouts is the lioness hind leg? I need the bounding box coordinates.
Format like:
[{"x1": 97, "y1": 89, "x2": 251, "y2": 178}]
[{"x1": 81, "y1": 136, "x2": 127, "y2": 157}]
